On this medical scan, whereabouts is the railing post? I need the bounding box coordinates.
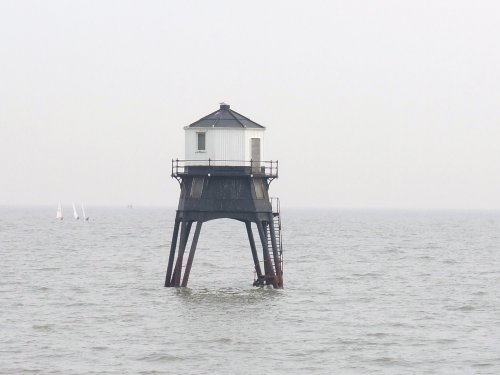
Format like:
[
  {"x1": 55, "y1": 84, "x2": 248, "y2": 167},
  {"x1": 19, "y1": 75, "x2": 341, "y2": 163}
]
[{"x1": 208, "y1": 158, "x2": 211, "y2": 167}]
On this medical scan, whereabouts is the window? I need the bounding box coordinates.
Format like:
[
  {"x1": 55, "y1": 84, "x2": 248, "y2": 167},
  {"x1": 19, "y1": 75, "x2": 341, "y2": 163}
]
[{"x1": 197, "y1": 132, "x2": 206, "y2": 151}]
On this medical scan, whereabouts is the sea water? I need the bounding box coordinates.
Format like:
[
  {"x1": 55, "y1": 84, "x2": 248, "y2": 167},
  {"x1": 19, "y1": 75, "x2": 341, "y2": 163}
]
[{"x1": 1, "y1": 207, "x2": 499, "y2": 374}]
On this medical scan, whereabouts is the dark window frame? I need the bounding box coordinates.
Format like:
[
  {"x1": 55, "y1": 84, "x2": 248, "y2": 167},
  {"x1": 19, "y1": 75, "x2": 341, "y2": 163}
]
[{"x1": 197, "y1": 132, "x2": 206, "y2": 151}]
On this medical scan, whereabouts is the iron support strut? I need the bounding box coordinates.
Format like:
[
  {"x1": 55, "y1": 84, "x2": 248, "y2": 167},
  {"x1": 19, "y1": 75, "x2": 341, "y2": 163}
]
[
  {"x1": 181, "y1": 221, "x2": 203, "y2": 287},
  {"x1": 165, "y1": 216, "x2": 181, "y2": 287},
  {"x1": 245, "y1": 221, "x2": 263, "y2": 285},
  {"x1": 171, "y1": 221, "x2": 193, "y2": 287}
]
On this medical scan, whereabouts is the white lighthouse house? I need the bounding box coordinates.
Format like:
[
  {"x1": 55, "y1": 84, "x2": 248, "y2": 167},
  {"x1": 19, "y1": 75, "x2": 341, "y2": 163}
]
[{"x1": 184, "y1": 103, "x2": 265, "y2": 167}]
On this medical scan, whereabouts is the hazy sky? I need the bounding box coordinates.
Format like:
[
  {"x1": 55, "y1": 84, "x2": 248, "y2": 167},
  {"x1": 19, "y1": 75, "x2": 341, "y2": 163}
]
[{"x1": 1, "y1": 0, "x2": 499, "y2": 209}]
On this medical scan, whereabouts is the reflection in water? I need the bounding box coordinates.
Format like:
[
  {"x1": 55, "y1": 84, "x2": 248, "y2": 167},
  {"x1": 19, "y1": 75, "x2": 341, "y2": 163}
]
[{"x1": 174, "y1": 286, "x2": 283, "y2": 305}]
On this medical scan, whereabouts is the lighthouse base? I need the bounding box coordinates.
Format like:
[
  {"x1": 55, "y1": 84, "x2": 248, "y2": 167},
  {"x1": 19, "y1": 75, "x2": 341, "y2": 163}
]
[{"x1": 164, "y1": 212, "x2": 283, "y2": 289}]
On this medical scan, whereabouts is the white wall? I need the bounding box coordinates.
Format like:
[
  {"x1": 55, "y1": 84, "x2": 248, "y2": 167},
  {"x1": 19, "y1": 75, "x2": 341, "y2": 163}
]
[
  {"x1": 184, "y1": 128, "x2": 265, "y2": 166},
  {"x1": 212, "y1": 129, "x2": 245, "y2": 165}
]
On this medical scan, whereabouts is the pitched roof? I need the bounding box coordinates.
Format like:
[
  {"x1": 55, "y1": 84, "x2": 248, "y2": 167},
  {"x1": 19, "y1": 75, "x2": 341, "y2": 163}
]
[{"x1": 187, "y1": 103, "x2": 265, "y2": 129}]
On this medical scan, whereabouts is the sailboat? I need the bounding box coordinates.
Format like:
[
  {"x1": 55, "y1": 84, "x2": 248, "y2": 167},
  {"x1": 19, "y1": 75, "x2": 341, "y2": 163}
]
[
  {"x1": 72, "y1": 202, "x2": 80, "y2": 220},
  {"x1": 81, "y1": 202, "x2": 89, "y2": 221},
  {"x1": 56, "y1": 202, "x2": 63, "y2": 220}
]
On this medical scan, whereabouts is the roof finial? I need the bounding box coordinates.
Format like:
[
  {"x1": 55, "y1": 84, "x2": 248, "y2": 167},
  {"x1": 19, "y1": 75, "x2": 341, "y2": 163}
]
[{"x1": 220, "y1": 102, "x2": 230, "y2": 110}]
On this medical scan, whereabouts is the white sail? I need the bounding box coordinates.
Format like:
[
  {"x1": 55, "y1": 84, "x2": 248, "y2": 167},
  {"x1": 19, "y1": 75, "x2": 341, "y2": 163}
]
[
  {"x1": 56, "y1": 202, "x2": 63, "y2": 220},
  {"x1": 72, "y1": 202, "x2": 79, "y2": 220},
  {"x1": 81, "y1": 202, "x2": 89, "y2": 221}
]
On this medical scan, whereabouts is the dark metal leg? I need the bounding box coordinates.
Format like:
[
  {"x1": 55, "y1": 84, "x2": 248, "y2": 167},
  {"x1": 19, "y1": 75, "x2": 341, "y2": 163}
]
[
  {"x1": 246, "y1": 222, "x2": 263, "y2": 282},
  {"x1": 268, "y1": 217, "x2": 283, "y2": 288},
  {"x1": 165, "y1": 216, "x2": 181, "y2": 287},
  {"x1": 258, "y1": 222, "x2": 270, "y2": 279},
  {"x1": 256, "y1": 220, "x2": 277, "y2": 288},
  {"x1": 181, "y1": 221, "x2": 203, "y2": 287},
  {"x1": 172, "y1": 221, "x2": 192, "y2": 287}
]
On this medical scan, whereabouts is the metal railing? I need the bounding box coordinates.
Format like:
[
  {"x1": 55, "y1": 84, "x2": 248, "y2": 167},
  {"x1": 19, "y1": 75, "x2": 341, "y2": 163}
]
[{"x1": 171, "y1": 159, "x2": 279, "y2": 178}]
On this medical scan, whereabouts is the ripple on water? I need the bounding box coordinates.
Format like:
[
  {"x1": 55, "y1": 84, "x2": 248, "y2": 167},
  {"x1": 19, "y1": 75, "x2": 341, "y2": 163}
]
[
  {"x1": 448, "y1": 304, "x2": 476, "y2": 311},
  {"x1": 137, "y1": 353, "x2": 183, "y2": 362},
  {"x1": 213, "y1": 337, "x2": 232, "y2": 344},
  {"x1": 31, "y1": 324, "x2": 55, "y2": 332},
  {"x1": 90, "y1": 346, "x2": 109, "y2": 351},
  {"x1": 472, "y1": 363, "x2": 494, "y2": 368},
  {"x1": 366, "y1": 332, "x2": 388, "y2": 338},
  {"x1": 35, "y1": 267, "x2": 60, "y2": 271}
]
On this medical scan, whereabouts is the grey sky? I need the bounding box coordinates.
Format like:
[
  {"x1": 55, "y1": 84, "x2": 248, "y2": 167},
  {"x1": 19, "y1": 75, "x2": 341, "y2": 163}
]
[{"x1": 1, "y1": 0, "x2": 499, "y2": 209}]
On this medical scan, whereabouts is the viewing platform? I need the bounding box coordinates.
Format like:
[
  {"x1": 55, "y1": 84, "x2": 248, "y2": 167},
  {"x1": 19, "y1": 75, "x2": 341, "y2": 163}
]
[{"x1": 171, "y1": 159, "x2": 279, "y2": 179}]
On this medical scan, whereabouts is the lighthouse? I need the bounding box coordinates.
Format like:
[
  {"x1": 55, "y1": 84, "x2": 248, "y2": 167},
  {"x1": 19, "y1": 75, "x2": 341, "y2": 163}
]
[{"x1": 164, "y1": 103, "x2": 283, "y2": 288}]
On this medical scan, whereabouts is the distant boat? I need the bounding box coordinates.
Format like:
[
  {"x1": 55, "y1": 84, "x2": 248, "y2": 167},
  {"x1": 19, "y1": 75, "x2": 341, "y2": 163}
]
[
  {"x1": 72, "y1": 202, "x2": 80, "y2": 220},
  {"x1": 81, "y1": 202, "x2": 89, "y2": 221},
  {"x1": 56, "y1": 202, "x2": 63, "y2": 220}
]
